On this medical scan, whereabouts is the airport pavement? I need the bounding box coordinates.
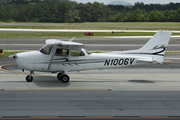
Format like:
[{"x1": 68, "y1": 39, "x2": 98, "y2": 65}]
[
  {"x1": 0, "y1": 58, "x2": 180, "y2": 117},
  {"x1": 1, "y1": 91, "x2": 180, "y2": 117},
  {"x1": 0, "y1": 36, "x2": 180, "y2": 51},
  {"x1": 0, "y1": 58, "x2": 180, "y2": 91}
]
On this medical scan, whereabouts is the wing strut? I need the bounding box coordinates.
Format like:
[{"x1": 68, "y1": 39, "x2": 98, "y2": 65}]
[{"x1": 46, "y1": 45, "x2": 57, "y2": 70}]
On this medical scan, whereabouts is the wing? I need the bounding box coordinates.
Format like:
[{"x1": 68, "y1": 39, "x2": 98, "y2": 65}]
[{"x1": 46, "y1": 39, "x2": 84, "y2": 47}]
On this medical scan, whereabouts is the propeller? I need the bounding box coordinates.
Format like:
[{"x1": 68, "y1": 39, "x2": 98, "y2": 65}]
[{"x1": 8, "y1": 54, "x2": 17, "y2": 59}]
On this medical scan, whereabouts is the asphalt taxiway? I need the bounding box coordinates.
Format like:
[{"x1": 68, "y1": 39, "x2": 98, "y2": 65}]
[
  {"x1": 0, "y1": 58, "x2": 180, "y2": 117},
  {"x1": 0, "y1": 58, "x2": 180, "y2": 91},
  {"x1": 0, "y1": 36, "x2": 180, "y2": 51}
]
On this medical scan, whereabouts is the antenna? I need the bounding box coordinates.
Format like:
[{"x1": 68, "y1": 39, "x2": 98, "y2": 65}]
[{"x1": 69, "y1": 37, "x2": 76, "y2": 42}]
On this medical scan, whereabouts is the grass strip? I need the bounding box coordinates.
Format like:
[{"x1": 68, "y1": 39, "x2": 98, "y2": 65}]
[{"x1": 0, "y1": 22, "x2": 180, "y2": 30}]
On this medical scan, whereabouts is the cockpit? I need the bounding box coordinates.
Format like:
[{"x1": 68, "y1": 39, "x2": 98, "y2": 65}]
[
  {"x1": 39, "y1": 45, "x2": 52, "y2": 55},
  {"x1": 39, "y1": 45, "x2": 91, "y2": 56}
]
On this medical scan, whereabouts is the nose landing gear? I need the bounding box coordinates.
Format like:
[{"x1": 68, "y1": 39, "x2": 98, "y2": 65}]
[{"x1": 26, "y1": 71, "x2": 34, "y2": 82}]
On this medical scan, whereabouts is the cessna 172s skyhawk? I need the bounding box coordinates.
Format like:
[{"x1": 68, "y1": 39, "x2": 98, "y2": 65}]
[{"x1": 10, "y1": 29, "x2": 172, "y2": 83}]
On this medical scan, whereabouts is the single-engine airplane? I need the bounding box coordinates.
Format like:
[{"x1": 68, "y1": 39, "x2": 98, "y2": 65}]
[{"x1": 9, "y1": 29, "x2": 172, "y2": 83}]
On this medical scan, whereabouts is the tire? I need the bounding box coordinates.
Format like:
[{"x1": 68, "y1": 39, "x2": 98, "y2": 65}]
[
  {"x1": 26, "y1": 75, "x2": 33, "y2": 82},
  {"x1": 57, "y1": 73, "x2": 62, "y2": 81},
  {"x1": 60, "y1": 74, "x2": 70, "y2": 83}
]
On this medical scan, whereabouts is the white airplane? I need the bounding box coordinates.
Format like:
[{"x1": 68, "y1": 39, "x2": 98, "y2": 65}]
[{"x1": 10, "y1": 29, "x2": 172, "y2": 83}]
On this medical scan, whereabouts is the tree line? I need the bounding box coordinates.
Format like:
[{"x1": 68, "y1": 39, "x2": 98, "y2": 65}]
[{"x1": 0, "y1": 0, "x2": 180, "y2": 23}]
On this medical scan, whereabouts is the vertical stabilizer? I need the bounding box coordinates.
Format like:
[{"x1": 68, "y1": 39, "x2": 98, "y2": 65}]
[{"x1": 138, "y1": 29, "x2": 172, "y2": 56}]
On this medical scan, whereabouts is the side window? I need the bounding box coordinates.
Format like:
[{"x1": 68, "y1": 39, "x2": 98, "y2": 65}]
[
  {"x1": 71, "y1": 50, "x2": 85, "y2": 56},
  {"x1": 55, "y1": 49, "x2": 69, "y2": 56}
]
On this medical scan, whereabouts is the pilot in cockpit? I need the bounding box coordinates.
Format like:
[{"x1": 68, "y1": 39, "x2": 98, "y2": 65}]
[{"x1": 56, "y1": 49, "x2": 63, "y2": 55}]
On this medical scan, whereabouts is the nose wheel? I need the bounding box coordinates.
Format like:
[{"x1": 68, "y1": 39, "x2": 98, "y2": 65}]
[
  {"x1": 57, "y1": 73, "x2": 70, "y2": 83},
  {"x1": 26, "y1": 71, "x2": 33, "y2": 82},
  {"x1": 26, "y1": 75, "x2": 33, "y2": 82}
]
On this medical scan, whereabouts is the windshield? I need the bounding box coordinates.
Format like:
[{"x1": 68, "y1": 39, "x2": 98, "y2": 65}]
[
  {"x1": 84, "y1": 48, "x2": 92, "y2": 55},
  {"x1": 39, "y1": 45, "x2": 52, "y2": 55}
]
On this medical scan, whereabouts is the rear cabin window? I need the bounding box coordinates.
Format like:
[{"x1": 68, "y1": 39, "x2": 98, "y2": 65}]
[
  {"x1": 55, "y1": 49, "x2": 69, "y2": 56},
  {"x1": 71, "y1": 50, "x2": 85, "y2": 56}
]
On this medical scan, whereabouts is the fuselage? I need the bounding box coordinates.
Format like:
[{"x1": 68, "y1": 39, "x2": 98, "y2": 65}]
[{"x1": 15, "y1": 49, "x2": 151, "y2": 73}]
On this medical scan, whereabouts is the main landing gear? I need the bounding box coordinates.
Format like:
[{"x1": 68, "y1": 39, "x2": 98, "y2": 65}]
[
  {"x1": 57, "y1": 73, "x2": 70, "y2": 83},
  {"x1": 25, "y1": 71, "x2": 70, "y2": 83}
]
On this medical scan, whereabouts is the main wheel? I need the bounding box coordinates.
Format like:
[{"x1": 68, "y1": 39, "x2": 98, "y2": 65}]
[
  {"x1": 26, "y1": 75, "x2": 33, "y2": 82},
  {"x1": 57, "y1": 73, "x2": 62, "y2": 81},
  {"x1": 60, "y1": 74, "x2": 70, "y2": 83}
]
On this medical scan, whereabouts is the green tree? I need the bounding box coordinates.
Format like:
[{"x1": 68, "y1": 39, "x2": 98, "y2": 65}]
[
  {"x1": 131, "y1": 8, "x2": 143, "y2": 22},
  {"x1": 139, "y1": 9, "x2": 149, "y2": 22},
  {"x1": 148, "y1": 9, "x2": 166, "y2": 22},
  {"x1": 67, "y1": 9, "x2": 80, "y2": 22},
  {"x1": 174, "y1": 8, "x2": 180, "y2": 22},
  {"x1": 80, "y1": 2, "x2": 92, "y2": 22},
  {"x1": 0, "y1": 6, "x2": 6, "y2": 21},
  {"x1": 164, "y1": 10, "x2": 175, "y2": 22}
]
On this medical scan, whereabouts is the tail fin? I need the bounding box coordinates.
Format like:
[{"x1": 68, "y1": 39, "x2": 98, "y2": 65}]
[{"x1": 138, "y1": 29, "x2": 172, "y2": 56}]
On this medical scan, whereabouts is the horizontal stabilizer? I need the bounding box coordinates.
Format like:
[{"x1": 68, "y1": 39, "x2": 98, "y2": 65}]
[
  {"x1": 137, "y1": 57, "x2": 153, "y2": 63},
  {"x1": 137, "y1": 56, "x2": 163, "y2": 64},
  {"x1": 153, "y1": 56, "x2": 163, "y2": 64}
]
